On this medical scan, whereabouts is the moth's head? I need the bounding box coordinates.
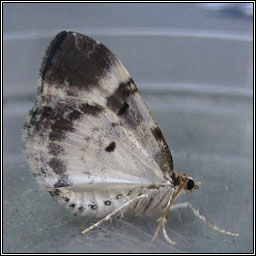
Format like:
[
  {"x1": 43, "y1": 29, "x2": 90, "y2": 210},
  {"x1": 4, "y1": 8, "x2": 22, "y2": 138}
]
[{"x1": 178, "y1": 173, "x2": 200, "y2": 192}]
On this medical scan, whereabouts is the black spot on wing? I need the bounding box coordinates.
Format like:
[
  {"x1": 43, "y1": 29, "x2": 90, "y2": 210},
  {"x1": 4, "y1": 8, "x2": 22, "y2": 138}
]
[
  {"x1": 48, "y1": 158, "x2": 66, "y2": 175},
  {"x1": 89, "y1": 203, "x2": 97, "y2": 210},
  {"x1": 40, "y1": 31, "x2": 116, "y2": 90},
  {"x1": 104, "y1": 200, "x2": 111, "y2": 206},
  {"x1": 118, "y1": 102, "x2": 129, "y2": 116},
  {"x1": 105, "y1": 141, "x2": 116, "y2": 152},
  {"x1": 116, "y1": 194, "x2": 123, "y2": 200}
]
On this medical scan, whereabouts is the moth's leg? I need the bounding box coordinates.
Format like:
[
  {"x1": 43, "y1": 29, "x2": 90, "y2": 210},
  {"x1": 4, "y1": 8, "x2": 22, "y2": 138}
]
[
  {"x1": 152, "y1": 180, "x2": 189, "y2": 245},
  {"x1": 162, "y1": 216, "x2": 176, "y2": 245},
  {"x1": 81, "y1": 194, "x2": 148, "y2": 235},
  {"x1": 152, "y1": 200, "x2": 176, "y2": 245},
  {"x1": 170, "y1": 202, "x2": 239, "y2": 237},
  {"x1": 116, "y1": 211, "x2": 124, "y2": 219}
]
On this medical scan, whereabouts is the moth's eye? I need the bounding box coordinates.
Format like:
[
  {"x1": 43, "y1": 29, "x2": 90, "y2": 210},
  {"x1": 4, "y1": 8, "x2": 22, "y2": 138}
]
[{"x1": 186, "y1": 179, "x2": 194, "y2": 190}]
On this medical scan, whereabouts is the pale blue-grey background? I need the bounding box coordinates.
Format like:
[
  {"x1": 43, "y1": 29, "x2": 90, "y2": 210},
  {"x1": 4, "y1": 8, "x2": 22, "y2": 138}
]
[{"x1": 3, "y1": 3, "x2": 253, "y2": 253}]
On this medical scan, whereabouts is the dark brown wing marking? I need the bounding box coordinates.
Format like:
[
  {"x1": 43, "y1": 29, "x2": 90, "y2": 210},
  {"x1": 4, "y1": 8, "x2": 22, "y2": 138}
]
[{"x1": 41, "y1": 31, "x2": 115, "y2": 90}]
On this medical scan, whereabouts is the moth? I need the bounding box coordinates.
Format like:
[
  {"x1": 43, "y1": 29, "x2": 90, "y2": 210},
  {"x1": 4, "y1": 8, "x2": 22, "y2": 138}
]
[{"x1": 23, "y1": 31, "x2": 238, "y2": 245}]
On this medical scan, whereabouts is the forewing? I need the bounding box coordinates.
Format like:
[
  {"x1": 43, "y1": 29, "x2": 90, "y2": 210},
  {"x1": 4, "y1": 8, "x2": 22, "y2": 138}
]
[{"x1": 23, "y1": 31, "x2": 174, "y2": 189}]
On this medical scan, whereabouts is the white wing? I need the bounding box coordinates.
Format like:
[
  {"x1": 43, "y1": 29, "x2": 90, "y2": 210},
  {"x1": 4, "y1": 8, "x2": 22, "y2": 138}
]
[{"x1": 23, "y1": 31, "x2": 174, "y2": 189}]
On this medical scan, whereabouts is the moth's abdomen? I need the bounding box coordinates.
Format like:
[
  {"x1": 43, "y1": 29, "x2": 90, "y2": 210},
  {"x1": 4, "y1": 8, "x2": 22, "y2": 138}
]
[
  {"x1": 49, "y1": 184, "x2": 173, "y2": 218},
  {"x1": 132, "y1": 186, "x2": 173, "y2": 217}
]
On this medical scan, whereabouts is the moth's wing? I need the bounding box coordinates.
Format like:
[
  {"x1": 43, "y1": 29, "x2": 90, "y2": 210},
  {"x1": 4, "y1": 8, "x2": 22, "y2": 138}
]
[{"x1": 23, "y1": 31, "x2": 174, "y2": 189}]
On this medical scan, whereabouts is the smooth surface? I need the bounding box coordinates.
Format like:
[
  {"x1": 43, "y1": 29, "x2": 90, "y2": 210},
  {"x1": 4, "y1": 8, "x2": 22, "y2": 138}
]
[{"x1": 3, "y1": 3, "x2": 253, "y2": 253}]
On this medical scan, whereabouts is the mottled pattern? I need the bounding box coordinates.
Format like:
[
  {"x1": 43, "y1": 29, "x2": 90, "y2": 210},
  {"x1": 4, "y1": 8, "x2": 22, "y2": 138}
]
[
  {"x1": 22, "y1": 31, "x2": 177, "y2": 219},
  {"x1": 48, "y1": 142, "x2": 64, "y2": 157},
  {"x1": 48, "y1": 158, "x2": 66, "y2": 175},
  {"x1": 107, "y1": 79, "x2": 137, "y2": 114}
]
